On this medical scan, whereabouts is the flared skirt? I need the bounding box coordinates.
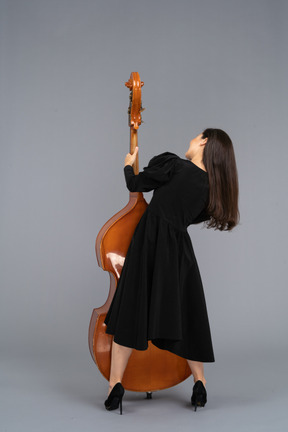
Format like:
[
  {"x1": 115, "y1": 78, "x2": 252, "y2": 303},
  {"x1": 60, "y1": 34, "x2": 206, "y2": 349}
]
[{"x1": 104, "y1": 207, "x2": 215, "y2": 362}]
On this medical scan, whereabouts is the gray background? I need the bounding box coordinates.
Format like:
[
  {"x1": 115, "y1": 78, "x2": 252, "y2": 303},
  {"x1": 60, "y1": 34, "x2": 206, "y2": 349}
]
[{"x1": 1, "y1": 0, "x2": 288, "y2": 430}]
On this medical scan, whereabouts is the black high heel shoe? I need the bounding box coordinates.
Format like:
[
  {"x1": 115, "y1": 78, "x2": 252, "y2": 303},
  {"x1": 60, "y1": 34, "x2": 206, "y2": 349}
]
[
  {"x1": 191, "y1": 380, "x2": 207, "y2": 411},
  {"x1": 104, "y1": 382, "x2": 125, "y2": 414}
]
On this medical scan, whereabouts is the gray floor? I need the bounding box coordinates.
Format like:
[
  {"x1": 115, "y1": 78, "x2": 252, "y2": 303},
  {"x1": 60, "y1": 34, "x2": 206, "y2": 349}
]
[{"x1": 1, "y1": 345, "x2": 287, "y2": 432}]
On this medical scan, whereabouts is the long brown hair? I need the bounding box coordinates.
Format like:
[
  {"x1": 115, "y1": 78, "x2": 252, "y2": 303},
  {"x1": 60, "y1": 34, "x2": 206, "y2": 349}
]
[{"x1": 202, "y1": 128, "x2": 239, "y2": 231}]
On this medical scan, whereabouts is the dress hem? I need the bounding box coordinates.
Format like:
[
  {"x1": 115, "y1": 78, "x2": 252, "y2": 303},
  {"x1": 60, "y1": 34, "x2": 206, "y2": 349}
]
[{"x1": 105, "y1": 329, "x2": 215, "y2": 363}]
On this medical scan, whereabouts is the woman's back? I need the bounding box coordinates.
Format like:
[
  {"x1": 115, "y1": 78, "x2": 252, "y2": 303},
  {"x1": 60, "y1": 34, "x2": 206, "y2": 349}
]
[
  {"x1": 124, "y1": 152, "x2": 210, "y2": 232},
  {"x1": 149, "y1": 157, "x2": 210, "y2": 230}
]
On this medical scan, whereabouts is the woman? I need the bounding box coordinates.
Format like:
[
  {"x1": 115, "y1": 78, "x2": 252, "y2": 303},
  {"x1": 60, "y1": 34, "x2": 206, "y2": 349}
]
[{"x1": 103, "y1": 128, "x2": 239, "y2": 414}]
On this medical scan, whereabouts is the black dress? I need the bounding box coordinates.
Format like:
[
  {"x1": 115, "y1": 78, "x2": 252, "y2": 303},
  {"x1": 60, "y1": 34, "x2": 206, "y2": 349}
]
[{"x1": 104, "y1": 152, "x2": 215, "y2": 362}]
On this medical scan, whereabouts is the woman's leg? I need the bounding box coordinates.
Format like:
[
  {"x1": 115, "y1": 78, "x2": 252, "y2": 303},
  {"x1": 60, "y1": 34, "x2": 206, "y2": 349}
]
[
  {"x1": 187, "y1": 360, "x2": 207, "y2": 387},
  {"x1": 107, "y1": 338, "x2": 133, "y2": 396}
]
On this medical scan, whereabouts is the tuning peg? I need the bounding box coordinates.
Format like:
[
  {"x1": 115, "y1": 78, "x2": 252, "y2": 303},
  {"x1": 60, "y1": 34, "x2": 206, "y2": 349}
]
[{"x1": 125, "y1": 81, "x2": 132, "y2": 90}]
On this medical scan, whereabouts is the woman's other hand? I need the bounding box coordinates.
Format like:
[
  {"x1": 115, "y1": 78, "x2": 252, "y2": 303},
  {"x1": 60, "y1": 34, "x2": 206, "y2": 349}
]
[{"x1": 124, "y1": 146, "x2": 138, "y2": 166}]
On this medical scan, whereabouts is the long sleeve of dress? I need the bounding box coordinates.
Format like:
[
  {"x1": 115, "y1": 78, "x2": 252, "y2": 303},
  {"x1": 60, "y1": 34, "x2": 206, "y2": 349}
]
[{"x1": 124, "y1": 152, "x2": 180, "y2": 192}]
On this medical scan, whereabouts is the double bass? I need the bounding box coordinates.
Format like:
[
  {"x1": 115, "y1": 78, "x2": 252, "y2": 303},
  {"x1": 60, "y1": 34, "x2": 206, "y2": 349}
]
[{"x1": 88, "y1": 72, "x2": 191, "y2": 395}]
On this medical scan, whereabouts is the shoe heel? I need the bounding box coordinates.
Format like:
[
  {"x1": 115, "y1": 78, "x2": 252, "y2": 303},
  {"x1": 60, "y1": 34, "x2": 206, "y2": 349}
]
[
  {"x1": 119, "y1": 398, "x2": 122, "y2": 415},
  {"x1": 192, "y1": 394, "x2": 206, "y2": 411}
]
